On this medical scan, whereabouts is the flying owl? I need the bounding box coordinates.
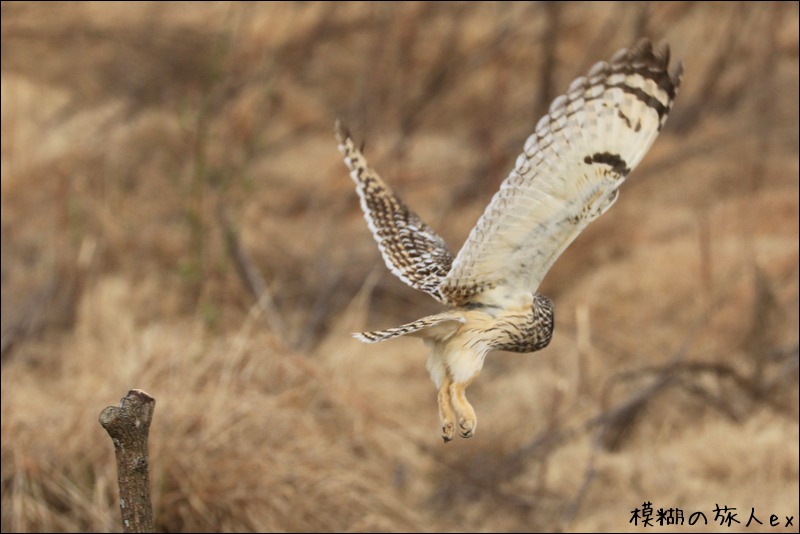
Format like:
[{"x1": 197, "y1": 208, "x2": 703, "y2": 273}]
[{"x1": 336, "y1": 39, "x2": 683, "y2": 442}]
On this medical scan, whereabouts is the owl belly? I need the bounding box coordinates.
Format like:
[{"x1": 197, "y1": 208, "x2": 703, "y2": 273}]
[{"x1": 424, "y1": 311, "x2": 497, "y2": 388}]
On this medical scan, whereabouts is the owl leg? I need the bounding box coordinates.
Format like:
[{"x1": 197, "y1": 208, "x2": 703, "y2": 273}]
[
  {"x1": 437, "y1": 373, "x2": 457, "y2": 442},
  {"x1": 449, "y1": 373, "x2": 479, "y2": 438}
]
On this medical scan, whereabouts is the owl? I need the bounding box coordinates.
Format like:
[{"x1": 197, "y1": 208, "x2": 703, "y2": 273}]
[{"x1": 336, "y1": 39, "x2": 682, "y2": 442}]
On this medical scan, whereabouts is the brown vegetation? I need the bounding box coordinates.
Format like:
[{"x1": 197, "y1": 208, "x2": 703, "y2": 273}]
[{"x1": 2, "y1": 2, "x2": 798, "y2": 532}]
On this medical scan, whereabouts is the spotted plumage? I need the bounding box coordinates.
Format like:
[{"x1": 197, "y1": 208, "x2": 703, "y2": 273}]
[{"x1": 337, "y1": 39, "x2": 683, "y2": 442}]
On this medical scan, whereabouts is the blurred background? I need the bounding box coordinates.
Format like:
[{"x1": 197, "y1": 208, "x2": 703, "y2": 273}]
[{"x1": 1, "y1": 2, "x2": 798, "y2": 532}]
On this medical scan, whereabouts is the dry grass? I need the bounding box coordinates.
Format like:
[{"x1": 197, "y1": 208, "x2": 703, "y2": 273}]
[{"x1": 2, "y1": 2, "x2": 798, "y2": 532}]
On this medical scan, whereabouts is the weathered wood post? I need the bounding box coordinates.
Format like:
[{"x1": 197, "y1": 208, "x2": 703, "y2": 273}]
[{"x1": 99, "y1": 389, "x2": 156, "y2": 533}]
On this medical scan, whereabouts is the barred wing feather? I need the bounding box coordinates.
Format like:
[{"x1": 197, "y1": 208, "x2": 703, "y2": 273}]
[
  {"x1": 336, "y1": 121, "x2": 455, "y2": 304},
  {"x1": 440, "y1": 39, "x2": 683, "y2": 307}
]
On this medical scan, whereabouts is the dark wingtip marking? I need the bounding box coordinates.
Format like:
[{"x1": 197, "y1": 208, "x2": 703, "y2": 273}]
[
  {"x1": 608, "y1": 38, "x2": 682, "y2": 107},
  {"x1": 610, "y1": 82, "x2": 669, "y2": 121},
  {"x1": 335, "y1": 119, "x2": 368, "y2": 154},
  {"x1": 334, "y1": 119, "x2": 351, "y2": 143},
  {"x1": 584, "y1": 152, "x2": 631, "y2": 177},
  {"x1": 654, "y1": 41, "x2": 671, "y2": 68},
  {"x1": 671, "y1": 59, "x2": 685, "y2": 85},
  {"x1": 631, "y1": 38, "x2": 653, "y2": 57}
]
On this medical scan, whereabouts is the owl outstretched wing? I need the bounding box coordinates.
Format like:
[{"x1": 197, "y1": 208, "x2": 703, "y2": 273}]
[
  {"x1": 336, "y1": 121, "x2": 454, "y2": 304},
  {"x1": 440, "y1": 39, "x2": 683, "y2": 307}
]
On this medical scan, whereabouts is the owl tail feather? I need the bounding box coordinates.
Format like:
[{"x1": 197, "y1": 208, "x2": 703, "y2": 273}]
[{"x1": 354, "y1": 313, "x2": 465, "y2": 344}]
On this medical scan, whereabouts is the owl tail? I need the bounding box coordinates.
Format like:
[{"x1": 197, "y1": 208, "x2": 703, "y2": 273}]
[{"x1": 354, "y1": 313, "x2": 465, "y2": 343}]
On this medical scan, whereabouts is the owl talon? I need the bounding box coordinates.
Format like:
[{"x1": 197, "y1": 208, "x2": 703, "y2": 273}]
[
  {"x1": 442, "y1": 422, "x2": 455, "y2": 442},
  {"x1": 459, "y1": 417, "x2": 475, "y2": 438}
]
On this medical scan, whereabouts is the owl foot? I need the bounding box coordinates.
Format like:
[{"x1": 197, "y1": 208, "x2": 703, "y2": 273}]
[
  {"x1": 458, "y1": 416, "x2": 475, "y2": 438},
  {"x1": 441, "y1": 421, "x2": 455, "y2": 442}
]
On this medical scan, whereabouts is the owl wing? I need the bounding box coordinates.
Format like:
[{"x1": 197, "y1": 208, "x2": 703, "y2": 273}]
[
  {"x1": 440, "y1": 39, "x2": 683, "y2": 308},
  {"x1": 336, "y1": 121, "x2": 454, "y2": 304}
]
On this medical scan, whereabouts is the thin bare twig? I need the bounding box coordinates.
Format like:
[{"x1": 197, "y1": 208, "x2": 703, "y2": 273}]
[{"x1": 215, "y1": 195, "x2": 289, "y2": 343}]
